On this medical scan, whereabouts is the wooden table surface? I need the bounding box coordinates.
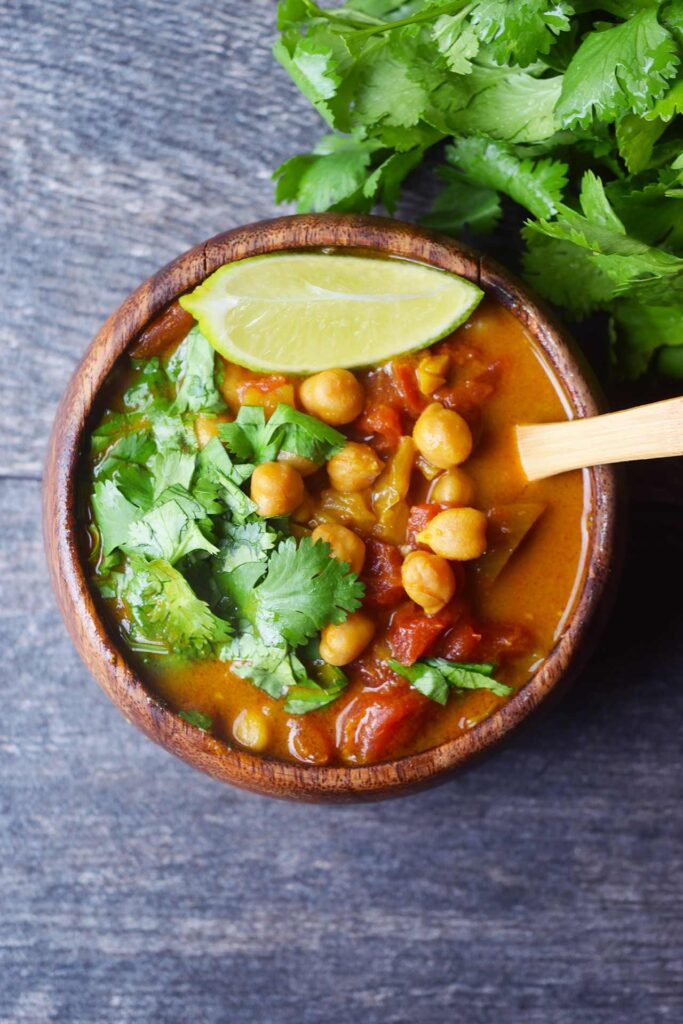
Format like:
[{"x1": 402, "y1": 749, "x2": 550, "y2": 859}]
[{"x1": 1, "y1": 3, "x2": 681, "y2": 1022}]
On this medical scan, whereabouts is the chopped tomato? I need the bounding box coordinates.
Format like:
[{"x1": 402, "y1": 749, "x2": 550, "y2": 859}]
[
  {"x1": 436, "y1": 361, "x2": 504, "y2": 426},
  {"x1": 387, "y1": 600, "x2": 459, "y2": 665},
  {"x1": 479, "y1": 622, "x2": 533, "y2": 663},
  {"x1": 353, "y1": 653, "x2": 403, "y2": 691},
  {"x1": 355, "y1": 402, "x2": 403, "y2": 452},
  {"x1": 406, "y1": 503, "x2": 443, "y2": 549},
  {"x1": 438, "y1": 619, "x2": 483, "y2": 661},
  {"x1": 361, "y1": 539, "x2": 405, "y2": 608},
  {"x1": 335, "y1": 686, "x2": 432, "y2": 764},
  {"x1": 392, "y1": 360, "x2": 427, "y2": 417}
]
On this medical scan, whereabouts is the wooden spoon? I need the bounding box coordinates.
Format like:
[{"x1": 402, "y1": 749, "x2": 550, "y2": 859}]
[{"x1": 516, "y1": 396, "x2": 683, "y2": 482}]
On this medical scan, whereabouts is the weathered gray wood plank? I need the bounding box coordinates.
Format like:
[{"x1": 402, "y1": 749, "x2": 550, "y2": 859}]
[{"x1": 1, "y1": 2, "x2": 681, "y2": 1022}]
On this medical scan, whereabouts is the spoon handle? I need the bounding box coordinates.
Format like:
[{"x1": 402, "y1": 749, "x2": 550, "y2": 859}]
[{"x1": 516, "y1": 396, "x2": 683, "y2": 482}]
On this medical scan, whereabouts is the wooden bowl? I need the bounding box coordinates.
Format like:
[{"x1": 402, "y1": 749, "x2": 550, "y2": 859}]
[{"x1": 44, "y1": 214, "x2": 618, "y2": 802}]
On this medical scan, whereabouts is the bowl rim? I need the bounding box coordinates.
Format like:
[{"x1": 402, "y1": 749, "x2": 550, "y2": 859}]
[{"x1": 43, "y1": 213, "x2": 617, "y2": 802}]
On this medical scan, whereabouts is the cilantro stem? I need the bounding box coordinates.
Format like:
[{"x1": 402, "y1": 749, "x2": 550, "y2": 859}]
[
  {"x1": 314, "y1": 8, "x2": 384, "y2": 28},
  {"x1": 351, "y1": 0, "x2": 472, "y2": 37}
]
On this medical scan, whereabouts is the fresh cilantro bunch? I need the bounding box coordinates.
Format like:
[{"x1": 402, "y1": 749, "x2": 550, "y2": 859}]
[
  {"x1": 87, "y1": 329, "x2": 362, "y2": 713},
  {"x1": 272, "y1": 0, "x2": 683, "y2": 382}
]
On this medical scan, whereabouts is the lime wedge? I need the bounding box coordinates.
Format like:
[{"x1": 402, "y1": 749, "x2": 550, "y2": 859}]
[{"x1": 178, "y1": 253, "x2": 483, "y2": 373}]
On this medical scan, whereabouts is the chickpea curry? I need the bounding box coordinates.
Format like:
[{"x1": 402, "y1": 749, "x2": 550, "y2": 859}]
[{"x1": 82, "y1": 253, "x2": 589, "y2": 767}]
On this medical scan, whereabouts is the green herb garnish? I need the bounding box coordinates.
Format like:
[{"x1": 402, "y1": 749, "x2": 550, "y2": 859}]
[
  {"x1": 219, "y1": 403, "x2": 345, "y2": 465},
  {"x1": 388, "y1": 657, "x2": 513, "y2": 705},
  {"x1": 272, "y1": 0, "x2": 683, "y2": 380},
  {"x1": 179, "y1": 709, "x2": 214, "y2": 731},
  {"x1": 87, "y1": 334, "x2": 363, "y2": 717}
]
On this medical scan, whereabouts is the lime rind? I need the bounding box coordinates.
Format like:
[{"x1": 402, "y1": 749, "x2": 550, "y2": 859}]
[{"x1": 179, "y1": 253, "x2": 484, "y2": 373}]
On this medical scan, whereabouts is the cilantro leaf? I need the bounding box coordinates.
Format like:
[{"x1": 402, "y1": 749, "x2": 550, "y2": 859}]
[
  {"x1": 91, "y1": 480, "x2": 140, "y2": 557},
  {"x1": 447, "y1": 138, "x2": 568, "y2": 219},
  {"x1": 150, "y1": 449, "x2": 196, "y2": 497},
  {"x1": 123, "y1": 358, "x2": 172, "y2": 413},
  {"x1": 388, "y1": 656, "x2": 512, "y2": 703},
  {"x1": 219, "y1": 406, "x2": 280, "y2": 464},
  {"x1": 218, "y1": 520, "x2": 277, "y2": 573},
  {"x1": 125, "y1": 487, "x2": 217, "y2": 564},
  {"x1": 90, "y1": 413, "x2": 146, "y2": 455},
  {"x1": 527, "y1": 201, "x2": 683, "y2": 304},
  {"x1": 431, "y1": 11, "x2": 479, "y2": 74},
  {"x1": 179, "y1": 709, "x2": 213, "y2": 730},
  {"x1": 193, "y1": 437, "x2": 255, "y2": 522},
  {"x1": 362, "y1": 146, "x2": 425, "y2": 211},
  {"x1": 470, "y1": 0, "x2": 573, "y2": 68},
  {"x1": 120, "y1": 556, "x2": 232, "y2": 658},
  {"x1": 422, "y1": 166, "x2": 501, "y2": 235},
  {"x1": 433, "y1": 67, "x2": 563, "y2": 144},
  {"x1": 150, "y1": 412, "x2": 198, "y2": 455},
  {"x1": 222, "y1": 633, "x2": 304, "y2": 699},
  {"x1": 167, "y1": 326, "x2": 226, "y2": 414},
  {"x1": 616, "y1": 113, "x2": 669, "y2": 175},
  {"x1": 354, "y1": 33, "x2": 433, "y2": 131},
  {"x1": 606, "y1": 179, "x2": 683, "y2": 249},
  {"x1": 522, "y1": 228, "x2": 617, "y2": 317},
  {"x1": 611, "y1": 298, "x2": 683, "y2": 378},
  {"x1": 220, "y1": 402, "x2": 344, "y2": 470},
  {"x1": 273, "y1": 27, "x2": 354, "y2": 132},
  {"x1": 253, "y1": 536, "x2": 364, "y2": 647},
  {"x1": 556, "y1": 10, "x2": 679, "y2": 127},
  {"x1": 388, "y1": 657, "x2": 450, "y2": 703},
  {"x1": 429, "y1": 658, "x2": 512, "y2": 696},
  {"x1": 94, "y1": 427, "x2": 155, "y2": 481},
  {"x1": 284, "y1": 663, "x2": 349, "y2": 714},
  {"x1": 643, "y1": 76, "x2": 683, "y2": 123},
  {"x1": 274, "y1": 135, "x2": 383, "y2": 212},
  {"x1": 267, "y1": 403, "x2": 346, "y2": 463}
]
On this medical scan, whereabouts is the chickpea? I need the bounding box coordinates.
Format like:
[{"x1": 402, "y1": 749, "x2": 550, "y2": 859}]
[
  {"x1": 327, "y1": 442, "x2": 383, "y2": 492},
  {"x1": 232, "y1": 708, "x2": 270, "y2": 752},
  {"x1": 413, "y1": 402, "x2": 473, "y2": 469},
  {"x1": 416, "y1": 507, "x2": 487, "y2": 561},
  {"x1": 277, "y1": 448, "x2": 319, "y2": 477},
  {"x1": 319, "y1": 612, "x2": 375, "y2": 666},
  {"x1": 311, "y1": 523, "x2": 366, "y2": 575},
  {"x1": 250, "y1": 461, "x2": 304, "y2": 518},
  {"x1": 401, "y1": 550, "x2": 456, "y2": 615},
  {"x1": 299, "y1": 369, "x2": 365, "y2": 425},
  {"x1": 429, "y1": 467, "x2": 475, "y2": 507}
]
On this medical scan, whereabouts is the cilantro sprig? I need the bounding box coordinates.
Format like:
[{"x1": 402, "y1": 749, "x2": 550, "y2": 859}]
[
  {"x1": 86, "y1": 333, "x2": 364, "y2": 722},
  {"x1": 272, "y1": 0, "x2": 683, "y2": 381},
  {"x1": 219, "y1": 402, "x2": 345, "y2": 465}
]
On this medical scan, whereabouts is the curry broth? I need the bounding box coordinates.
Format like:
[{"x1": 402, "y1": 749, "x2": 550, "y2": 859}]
[{"x1": 88, "y1": 291, "x2": 589, "y2": 767}]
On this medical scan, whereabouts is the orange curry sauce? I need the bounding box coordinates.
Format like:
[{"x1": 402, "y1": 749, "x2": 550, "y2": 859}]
[{"x1": 86, "y1": 293, "x2": 590, "y2": 767}]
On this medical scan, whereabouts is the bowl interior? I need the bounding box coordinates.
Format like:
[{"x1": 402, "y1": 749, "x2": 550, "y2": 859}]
[{"x1": 43, "y1": 213, "x2": 617, "y2": 801}]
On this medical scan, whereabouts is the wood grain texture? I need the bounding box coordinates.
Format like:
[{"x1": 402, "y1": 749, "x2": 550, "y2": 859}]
[
  {"x1": 1, "y1": 1, "x2": 682, "y2": 1021},
  {"x1": 518, "y1": 397, "x2": 683, "y2": 480}
]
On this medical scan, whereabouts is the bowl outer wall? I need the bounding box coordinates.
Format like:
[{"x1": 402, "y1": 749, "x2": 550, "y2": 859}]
[{"x1": 43, "y1": 213, "x2": 619, "y2": 802}]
